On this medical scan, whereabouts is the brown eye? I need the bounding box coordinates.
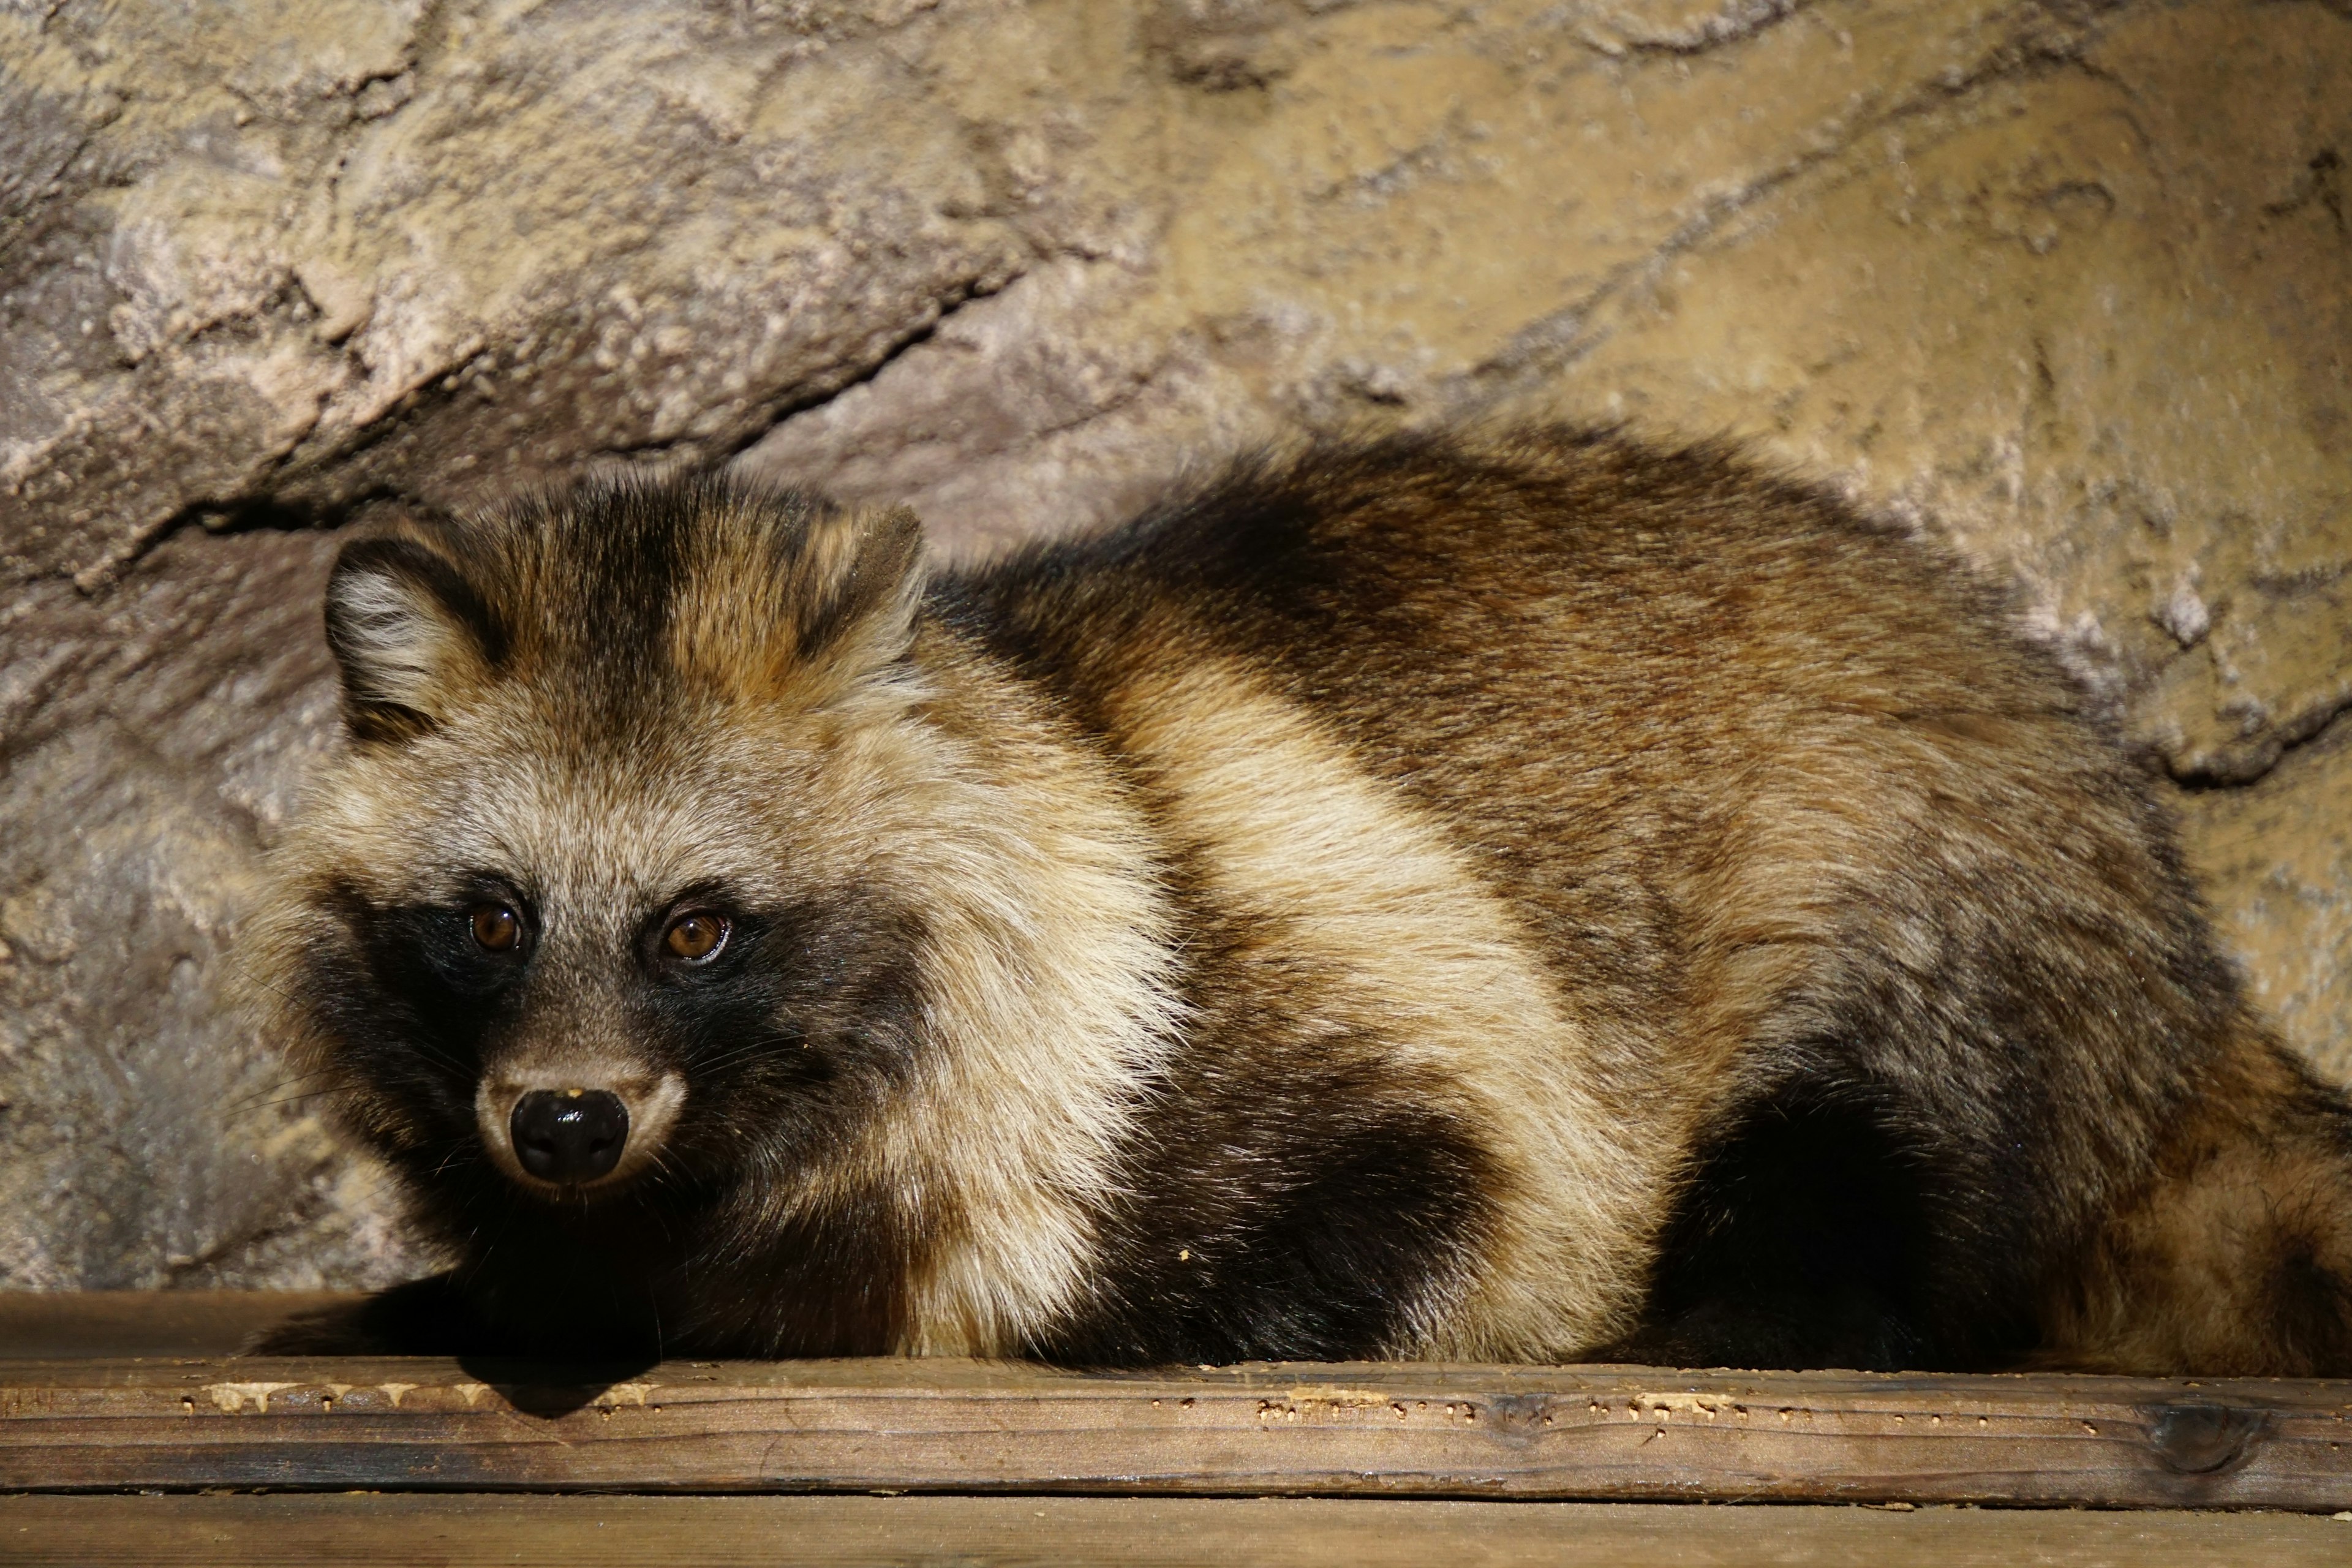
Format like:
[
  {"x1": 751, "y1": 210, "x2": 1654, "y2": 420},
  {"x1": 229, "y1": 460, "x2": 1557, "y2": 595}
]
[
  {"x1": 470, "y1": 903, "x2": 521, "y2": 952},
  {"x1": 665, "y1": 911, "x2": 728, "y2": 962}
]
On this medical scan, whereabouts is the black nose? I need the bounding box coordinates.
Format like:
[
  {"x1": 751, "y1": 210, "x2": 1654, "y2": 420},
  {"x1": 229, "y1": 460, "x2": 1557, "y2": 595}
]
[{"x1": 510, "y1": 1089, "x2": 630, "y2": 1183}]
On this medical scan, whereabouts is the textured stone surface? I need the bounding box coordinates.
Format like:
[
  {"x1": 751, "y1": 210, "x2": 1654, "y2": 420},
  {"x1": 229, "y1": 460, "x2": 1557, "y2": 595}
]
[
  {"x1": 0, "y1": 531, "x2": 406, "y2": 1287},
  {"x1": 1, "y1": 0, "x2": 2345, "y2": 1287},
  {"x1": 2185, "y1": 720, "x2": 2352, "y2": 1087},
  {"x1": 2, "y1": 0, "x2": 1030, "y2": 585}
]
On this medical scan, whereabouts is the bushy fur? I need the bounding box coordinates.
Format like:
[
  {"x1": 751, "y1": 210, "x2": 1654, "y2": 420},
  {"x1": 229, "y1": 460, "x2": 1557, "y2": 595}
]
[{"x1": 246, "y1": 428, "x2": 2352, "y2": 1371}]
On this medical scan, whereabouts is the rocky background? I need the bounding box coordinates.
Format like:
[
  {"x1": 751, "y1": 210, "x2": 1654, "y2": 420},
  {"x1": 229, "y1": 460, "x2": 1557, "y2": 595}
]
[{"x1": 1, "y1": 0, "x2": 2346, "y2": 1290}]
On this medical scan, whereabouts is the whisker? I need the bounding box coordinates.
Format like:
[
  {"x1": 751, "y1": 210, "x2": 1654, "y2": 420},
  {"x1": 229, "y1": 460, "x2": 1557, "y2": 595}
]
[
  {"x1": 222, "y1": 1071, "x2": 363, "y2": 1119},
  {"x1": 689, "y1": 1035, "x2": 804, "y2": 1079}
]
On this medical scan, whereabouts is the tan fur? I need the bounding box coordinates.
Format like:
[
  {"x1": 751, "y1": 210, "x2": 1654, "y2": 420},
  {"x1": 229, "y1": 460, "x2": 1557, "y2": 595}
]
[
  {"x1": 763, "y1": 637, "x2": 1184, "y2": 1354},
  {"x1": 2046, "y1": 1041, "x2": 2352, "y2": 1376},
  {"x1": 1107, "y1": 654, "x2": 1660, "y2": 1357}
]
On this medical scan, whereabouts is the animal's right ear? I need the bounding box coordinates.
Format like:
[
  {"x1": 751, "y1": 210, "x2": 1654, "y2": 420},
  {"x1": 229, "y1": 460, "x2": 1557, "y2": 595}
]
[{"x1": 323, "y1": 536, "x2": 503, "y2": 741}]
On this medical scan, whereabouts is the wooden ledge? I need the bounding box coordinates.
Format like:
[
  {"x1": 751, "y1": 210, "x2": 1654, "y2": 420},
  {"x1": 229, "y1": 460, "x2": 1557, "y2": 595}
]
[
  {"x1": 0, "y1": 1292, "x2": 353, "y2": 1360},
  {"x1": 5, "y1": 1494, "x2": 2352, "y2": 1568},
  {"x1": 2, "y1": 1355, "x2": 2347, "y2": 1509}
]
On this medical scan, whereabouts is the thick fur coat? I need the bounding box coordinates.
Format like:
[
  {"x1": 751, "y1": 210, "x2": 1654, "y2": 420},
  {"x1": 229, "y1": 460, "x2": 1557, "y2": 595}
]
[{"x1": 248, "y1": 428, "x2": 2352, "y2": 1372}]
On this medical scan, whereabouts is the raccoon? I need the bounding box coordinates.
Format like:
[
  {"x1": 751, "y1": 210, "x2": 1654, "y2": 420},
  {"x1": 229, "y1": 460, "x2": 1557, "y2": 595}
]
[{"x1": 247, "y1": 427, "x2": 2352, "y2": 1373}]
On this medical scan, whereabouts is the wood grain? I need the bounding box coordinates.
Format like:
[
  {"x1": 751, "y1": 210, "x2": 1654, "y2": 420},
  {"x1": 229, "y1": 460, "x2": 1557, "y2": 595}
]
[
  {"x1": 2, "y1": 1357, "x2": 2348, "y2": 1509},
  {"x1": 0, "y1": 1293, "x2": 356, "y2": 1360},
  {"x1": 4, "y1": 1494, "x2": 2351, "y2": 1567}
]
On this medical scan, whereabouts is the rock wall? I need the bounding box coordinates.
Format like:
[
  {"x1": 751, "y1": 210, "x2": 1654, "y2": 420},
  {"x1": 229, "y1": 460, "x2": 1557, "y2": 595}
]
[{"x1": 2, "y1": 0, "x2": 2347, "y2": 1287}]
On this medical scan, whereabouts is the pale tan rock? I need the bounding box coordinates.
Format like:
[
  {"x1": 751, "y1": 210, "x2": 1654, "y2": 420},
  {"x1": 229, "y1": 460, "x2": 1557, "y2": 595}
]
[
  {"x1": 2, "y1": 0, "x2": 2345, "y2": 1286},
  {"x1": 0, "y1": 532, "x2": 417, "y2": 1287},
  {"x1": 2185, "y1": 722, "x2": 2352, "y2": 1086},
  {"x1": 1545, "y1": 0, "x2": 2352, "y2": 790},
  {"x1": 2, "y1": 0, "x2": 1028, "y2": 584}
]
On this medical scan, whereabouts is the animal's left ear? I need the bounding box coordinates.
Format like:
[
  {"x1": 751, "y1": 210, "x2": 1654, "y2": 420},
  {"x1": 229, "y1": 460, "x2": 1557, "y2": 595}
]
[{"x1": 789, "y1": 502, "x2": 926, "y2": 673}]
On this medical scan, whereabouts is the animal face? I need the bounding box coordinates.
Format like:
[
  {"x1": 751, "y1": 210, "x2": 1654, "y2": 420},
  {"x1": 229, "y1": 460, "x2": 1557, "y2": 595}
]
[{"x1": 257, "y1": 479, "x2": 949, "y2": 1208}]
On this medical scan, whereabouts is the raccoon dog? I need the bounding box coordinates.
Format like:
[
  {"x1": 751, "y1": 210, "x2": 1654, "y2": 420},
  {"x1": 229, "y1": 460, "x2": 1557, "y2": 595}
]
[{"x1": 248, "y1": 427, "x2": 2352, "y2": 1373}]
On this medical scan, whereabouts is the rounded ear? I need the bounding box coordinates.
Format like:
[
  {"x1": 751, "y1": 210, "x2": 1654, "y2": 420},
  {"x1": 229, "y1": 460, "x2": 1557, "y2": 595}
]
[
  {"x1": 323, "y1": 535, "x2": 505, "y2": 741},
  {"x1": 792, "y1": 503, "x2": 926, "y2": 666}
]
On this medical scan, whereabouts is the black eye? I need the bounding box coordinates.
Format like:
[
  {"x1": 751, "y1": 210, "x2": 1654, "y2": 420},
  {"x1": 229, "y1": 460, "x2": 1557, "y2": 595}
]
[
  {"x1": 665, "y1": 911, "x2": 729, "y2": 963},
  {"x1": 469, "y1": 903, "x2": 522, "y2": 952}
]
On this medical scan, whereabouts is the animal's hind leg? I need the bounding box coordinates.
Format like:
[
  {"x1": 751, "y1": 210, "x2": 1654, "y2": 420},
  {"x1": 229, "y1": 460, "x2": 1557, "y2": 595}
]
[
  {"x1": 2045, "y1": 1035, "x2": 2352, "y2": 1377},
  {"x1": 1597, "y1": 1080, "x2": 2008, "y2": 1373}
]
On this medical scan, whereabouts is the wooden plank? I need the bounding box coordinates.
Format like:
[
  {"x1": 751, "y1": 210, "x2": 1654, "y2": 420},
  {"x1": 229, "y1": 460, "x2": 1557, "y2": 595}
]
[
  {"x1": 4, "y1": 1493, "x2": 2351, "y2": 1568},
  {"x1": 0, "y1": 1294, "x2": 358, "y2": 1360},
  {"x1": 2, "y1": 1357, "x2": 2348, "y2": 1509}
]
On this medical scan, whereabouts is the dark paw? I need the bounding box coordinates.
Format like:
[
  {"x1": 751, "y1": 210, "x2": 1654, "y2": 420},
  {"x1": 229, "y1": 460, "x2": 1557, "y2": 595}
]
[
  {"x1": 243, "y1": 1273, "x2": 492, "y2": 1355},
  {"x1": 1594, "y1": 1295, "x2": 1936, "y2": 1372}
]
